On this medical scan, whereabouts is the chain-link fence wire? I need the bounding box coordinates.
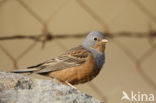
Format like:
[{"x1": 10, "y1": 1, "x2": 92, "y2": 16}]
[{"x1": 0, "y1": 0, "x2": 156, "y2": 101}]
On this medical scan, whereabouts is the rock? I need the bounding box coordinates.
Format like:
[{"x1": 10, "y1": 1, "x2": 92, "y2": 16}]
[{"x1": 0, "y1": 72, "x2": 103, "y2": 103}]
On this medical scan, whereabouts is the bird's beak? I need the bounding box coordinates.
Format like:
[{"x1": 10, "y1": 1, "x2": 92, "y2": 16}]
[{"x1": 101, "y1": 39, "x2": 108, "y2": 44}]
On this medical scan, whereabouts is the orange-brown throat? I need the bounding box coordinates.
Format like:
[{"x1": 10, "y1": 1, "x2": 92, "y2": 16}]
[{"x1": 92, "y1": 42, "x2": 105, "y2": 53}]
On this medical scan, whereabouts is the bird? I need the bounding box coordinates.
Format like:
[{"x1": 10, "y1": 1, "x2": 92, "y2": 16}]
[{"x1": 11, "y1": 31, "x2": 108, "y2": 86}]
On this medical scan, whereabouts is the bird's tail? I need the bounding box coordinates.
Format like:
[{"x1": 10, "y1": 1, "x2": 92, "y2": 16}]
[{"x1": 10, "y1": 68, "x2": 39, "y2": 74}]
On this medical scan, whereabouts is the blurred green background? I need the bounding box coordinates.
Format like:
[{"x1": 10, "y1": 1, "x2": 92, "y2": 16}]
[{"x1": 0, "y1": 0, "x2": 156, "y2": 103}]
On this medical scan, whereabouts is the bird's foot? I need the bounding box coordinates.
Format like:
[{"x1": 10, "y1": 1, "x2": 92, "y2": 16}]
[{"x1": 65, "y1": 81, "x2": 77, "y2": 89}]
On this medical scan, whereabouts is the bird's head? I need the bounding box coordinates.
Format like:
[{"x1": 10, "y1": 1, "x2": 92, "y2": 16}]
[{"x1": 82, "y1": 31, "x2": 108, "y2": 53}]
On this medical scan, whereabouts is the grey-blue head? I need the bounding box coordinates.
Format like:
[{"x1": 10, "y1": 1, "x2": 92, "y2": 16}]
[
  {"x1": 82, "y1": 31, "x2": 108, "y2": 68},
  {"x1": 82, "y1": 31, "x2": 108, "y2": 52}
]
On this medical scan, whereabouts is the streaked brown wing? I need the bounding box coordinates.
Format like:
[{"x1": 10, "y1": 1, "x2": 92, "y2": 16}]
[{"x1": 31, "y1": 45, "x2": 90, "y2": 74}]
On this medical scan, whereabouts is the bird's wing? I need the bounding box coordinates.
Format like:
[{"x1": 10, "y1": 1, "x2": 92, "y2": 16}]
[
  {"x1": 11, "y1": 45, "x2": 90, "y2": 74},
  {"x1": 11, "y1": 46, "x2": 89, "y2": 73}
]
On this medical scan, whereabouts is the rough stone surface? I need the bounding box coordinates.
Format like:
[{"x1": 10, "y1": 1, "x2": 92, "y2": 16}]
[{"x1": 0, "y1": 72, "x2": 103, "y2": 103}]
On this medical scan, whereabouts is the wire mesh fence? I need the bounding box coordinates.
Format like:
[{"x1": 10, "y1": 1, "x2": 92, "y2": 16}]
[{"x1": 0, "y1": 0, "x2": 156, "y2": 102}]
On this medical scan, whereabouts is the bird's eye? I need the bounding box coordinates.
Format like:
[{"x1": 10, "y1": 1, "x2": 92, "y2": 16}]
[{"x1": 94, "y1": 37, "x2": 97, "y2": 41}]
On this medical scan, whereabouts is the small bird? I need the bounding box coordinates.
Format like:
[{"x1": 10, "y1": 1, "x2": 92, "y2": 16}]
[{"x1": 11, "y1": 31, "x2": 108, "y2": 86}]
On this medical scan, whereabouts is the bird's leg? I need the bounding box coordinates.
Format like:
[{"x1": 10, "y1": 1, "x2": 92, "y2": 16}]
[{"x1": 65, "y1": 81, "x2": 77, "y2": 89}]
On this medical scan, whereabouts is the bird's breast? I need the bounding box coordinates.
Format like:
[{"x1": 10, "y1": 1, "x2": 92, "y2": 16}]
[
  {"x1": 94, "y1": 53, "x2": 105, "y2": 68},
  {"x1": 48, "y1": 53, "x2": 103, "y2": 85}
]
